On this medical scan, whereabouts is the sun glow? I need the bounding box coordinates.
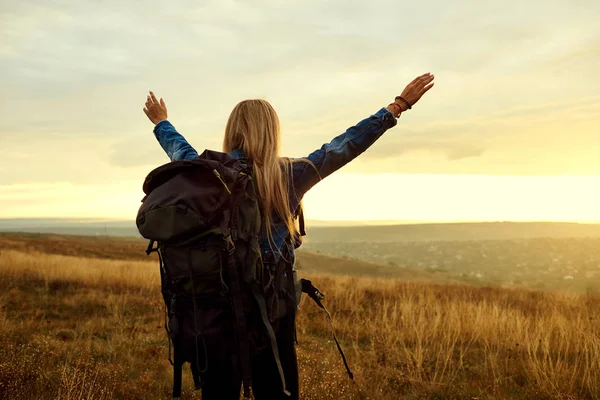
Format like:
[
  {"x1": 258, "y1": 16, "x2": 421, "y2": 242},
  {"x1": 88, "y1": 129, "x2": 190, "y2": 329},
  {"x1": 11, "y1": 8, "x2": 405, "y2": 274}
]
[{"x1": 3, "y1": 174, "x2": 600, "y2": 223}]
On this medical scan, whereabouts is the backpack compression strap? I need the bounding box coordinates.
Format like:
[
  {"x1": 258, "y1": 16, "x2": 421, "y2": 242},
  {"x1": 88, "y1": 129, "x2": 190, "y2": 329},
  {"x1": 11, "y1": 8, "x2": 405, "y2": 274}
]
[
  {"x1": 251, "y1": 283, "x2": 291, "y2": 397},
  {"x1": 146, "y1": 240, "x2": 187, "y2": 398},
  {"x1": 223, "y1": 233, "x2": 254, "y2": 398}
]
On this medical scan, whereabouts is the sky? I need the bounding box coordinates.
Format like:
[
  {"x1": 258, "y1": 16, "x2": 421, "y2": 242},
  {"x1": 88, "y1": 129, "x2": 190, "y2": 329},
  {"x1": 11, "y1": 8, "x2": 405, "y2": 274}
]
[{"x1": 1, "y1": 0, "x2": 599, "y2": 223}]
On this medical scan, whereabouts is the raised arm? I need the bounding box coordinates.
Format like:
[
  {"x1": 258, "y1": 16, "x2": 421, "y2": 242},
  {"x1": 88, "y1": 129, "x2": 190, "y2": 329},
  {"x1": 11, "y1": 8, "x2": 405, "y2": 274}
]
[
  {"x1": 293, "y1": 73, "x2": 435, "y2": 195},
  {"x1": 291, "y1": 108, "x2": 397, "y2": 195},
  {"x1": 143, "y1": 91, "x2": 199, "y2": 161}
]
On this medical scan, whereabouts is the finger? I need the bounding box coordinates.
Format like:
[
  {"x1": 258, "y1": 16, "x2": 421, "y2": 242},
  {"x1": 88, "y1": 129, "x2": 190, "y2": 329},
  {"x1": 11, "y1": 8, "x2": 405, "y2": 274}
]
[
  {"x1": 410, "y1": 76, "x2": 422, "y2": 85},
  {"x1": 418, "y1": 74, "x2": 433, "y2": 84},
  {"x1": 150, "y1": 91, "x2": 158, "y2": 104},
  {"x1": 143, "y1": 107, "x2": 150, "y2": 116},
  {"x1": 160, "y1": 98, "x2": 166, "y2": 109},
  {"x1": 423, "y1": 82, "x2": 435, "y2": 93},
  {"x1": 417, "y1": 75, "x2": 434, "y2": 88},
  {"x1": 408, "y1": 74, "x2": 425, "y2": 86},
  {"x1": 419, "y1": 77, "x2": 434, "y2": 88}
]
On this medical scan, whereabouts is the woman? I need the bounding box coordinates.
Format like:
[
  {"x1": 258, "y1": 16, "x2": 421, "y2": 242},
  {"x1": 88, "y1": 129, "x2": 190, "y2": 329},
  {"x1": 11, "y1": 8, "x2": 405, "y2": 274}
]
[{"x1": 143, "y1": 72, "x2": 435, "y2": 399}]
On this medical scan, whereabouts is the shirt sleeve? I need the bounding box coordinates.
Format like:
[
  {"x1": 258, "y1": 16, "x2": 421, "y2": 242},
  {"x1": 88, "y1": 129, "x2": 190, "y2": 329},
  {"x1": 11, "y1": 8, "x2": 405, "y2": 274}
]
[
  {"x1": 292, "y1": 108, "x2": 397, "y2": 195},
  {"x1": 153, "y1": 120, "x2": 199, "y2": 161}
]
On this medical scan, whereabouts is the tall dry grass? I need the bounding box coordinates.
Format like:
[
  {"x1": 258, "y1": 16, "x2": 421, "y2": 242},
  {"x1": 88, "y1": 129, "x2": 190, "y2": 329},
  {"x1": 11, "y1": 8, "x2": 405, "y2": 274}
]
[
  {"x1": 1, "y1": 248, "x2": 599, "y2": 399},
  {"x1": 298, "y1": 274, "x2": 600, "y2": 399}
]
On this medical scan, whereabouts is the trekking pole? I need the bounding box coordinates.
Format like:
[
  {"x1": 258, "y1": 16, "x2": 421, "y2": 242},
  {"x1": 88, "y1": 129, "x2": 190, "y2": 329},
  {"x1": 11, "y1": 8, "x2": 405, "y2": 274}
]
[{"x1": 300, "y1": 279, "x2": 354, "y2": 380}]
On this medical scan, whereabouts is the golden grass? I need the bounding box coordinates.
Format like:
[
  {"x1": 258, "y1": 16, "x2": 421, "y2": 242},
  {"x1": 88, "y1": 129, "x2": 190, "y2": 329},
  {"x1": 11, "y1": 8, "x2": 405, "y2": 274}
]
[
  {"x1": 0, "y1": 248, "x2": 160, "y2": 290},
  {"x1": 1, "y1": 243, "x2": 600, "y2": 399},
  {"x1": 298, "y1": 274, "x2": 600, "y2": 398}
]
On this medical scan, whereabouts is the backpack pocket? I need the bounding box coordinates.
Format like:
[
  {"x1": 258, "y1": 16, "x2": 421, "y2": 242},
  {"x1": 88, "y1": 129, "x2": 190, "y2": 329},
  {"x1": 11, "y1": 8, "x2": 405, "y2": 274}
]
[
  {"x1": 161, "y1": 242, "x2": 226, "y2": 298},
  {"x1": 138, "y1": 204, "x2": 206, "y2": 243},
  {"x1": 137, "y1": 162, "x2": 235, "y2": 243}
]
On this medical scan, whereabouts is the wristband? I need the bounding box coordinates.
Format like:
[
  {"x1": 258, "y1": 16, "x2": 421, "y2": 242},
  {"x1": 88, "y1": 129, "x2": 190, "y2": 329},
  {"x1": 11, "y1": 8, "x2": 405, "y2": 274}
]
[
  {"x1": 388, "y1": 103, "x2": 402, "y2": 117},
  {"x1": 395, "y1": 96, "x2": 412, "y2": 110}
]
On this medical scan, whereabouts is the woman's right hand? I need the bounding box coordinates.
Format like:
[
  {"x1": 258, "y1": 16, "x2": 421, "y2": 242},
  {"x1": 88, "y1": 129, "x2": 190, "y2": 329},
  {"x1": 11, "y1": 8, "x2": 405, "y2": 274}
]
[
  {"x1": 396, "y1": 73, "x2": 435, "y2": 110},
  {"x1": 143, "y1": 91, "x2": 168, "y2": 125}
]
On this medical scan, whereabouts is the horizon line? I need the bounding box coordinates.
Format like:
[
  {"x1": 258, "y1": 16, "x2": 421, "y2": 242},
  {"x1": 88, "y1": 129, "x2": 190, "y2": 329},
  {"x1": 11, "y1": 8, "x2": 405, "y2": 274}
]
[{"x1": 2, "y1": 217, "x2": 600, "y2": 225}]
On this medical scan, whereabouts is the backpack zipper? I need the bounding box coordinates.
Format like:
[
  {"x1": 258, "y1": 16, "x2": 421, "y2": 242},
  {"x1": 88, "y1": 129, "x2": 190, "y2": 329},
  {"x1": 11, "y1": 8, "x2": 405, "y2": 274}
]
[{"x1": 212, "y1": 169, "x2": 232, "y2": 195}]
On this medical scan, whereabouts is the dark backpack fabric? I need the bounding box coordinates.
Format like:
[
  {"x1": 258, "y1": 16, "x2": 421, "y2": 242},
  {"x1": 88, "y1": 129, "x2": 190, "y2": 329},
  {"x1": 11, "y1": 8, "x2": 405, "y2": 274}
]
[{"x1": 137, "y1": 150, "x2": 299, "y2": 398}]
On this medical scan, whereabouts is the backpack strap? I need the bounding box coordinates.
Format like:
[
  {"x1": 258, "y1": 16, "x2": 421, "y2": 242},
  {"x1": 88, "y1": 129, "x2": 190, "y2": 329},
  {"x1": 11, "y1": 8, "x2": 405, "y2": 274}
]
[
  {"x1": 184, "y1": 247, "x2": 208, "y2": 390},
  {"x1": 146, "y1": 239, "x2": 183, "y2": 394},
  {"x1": 250, "y1": 282, "x2": 291, "y2": 397},
  {"x1": 172, "y1": 344, "x2": 184, "y2": 398},
  {"x1": 282, "y1": 259, "x2": 298, "y2": 340},
  {"x1": 223, "y1": 232, "x2": 253, "y2": 398},
  {"x1": 191, "y1": 362, "x2": 202, "y2": 390}
]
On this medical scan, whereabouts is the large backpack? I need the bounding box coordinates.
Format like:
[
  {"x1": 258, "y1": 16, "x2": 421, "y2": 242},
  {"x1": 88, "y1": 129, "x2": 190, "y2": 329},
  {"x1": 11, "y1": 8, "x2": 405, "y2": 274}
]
[{"x1": 136, "y1": 150, "x2": 352, "y2": 398}]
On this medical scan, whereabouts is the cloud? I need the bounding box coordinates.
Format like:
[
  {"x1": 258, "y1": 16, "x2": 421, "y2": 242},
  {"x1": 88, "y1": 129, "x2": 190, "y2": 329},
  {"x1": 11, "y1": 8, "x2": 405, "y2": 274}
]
[
  {"x1": 1, "y1": 0, "x2": 599, "y2": 187},
  {"x1": 363, "y1": 139, "x2": 486, "y2": 161},
  {"x1": 0, "y1": 135, "x2": 154, "y2": 186},
  {"x1": 108, "y1": 135, "x2": 171, "y2": 169},
  {"x1": 1, "y1": 0, "x2": 599, "y2": 220},
  {"x1": 107, "y1": 131, "x2": 224, "y2": 168}
]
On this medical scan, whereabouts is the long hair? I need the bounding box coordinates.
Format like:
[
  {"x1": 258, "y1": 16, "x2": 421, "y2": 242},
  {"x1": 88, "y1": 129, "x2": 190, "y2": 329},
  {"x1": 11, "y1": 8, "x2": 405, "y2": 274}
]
[{"x1": 222, "y1": 99, "x2": 306, "y2": 250}]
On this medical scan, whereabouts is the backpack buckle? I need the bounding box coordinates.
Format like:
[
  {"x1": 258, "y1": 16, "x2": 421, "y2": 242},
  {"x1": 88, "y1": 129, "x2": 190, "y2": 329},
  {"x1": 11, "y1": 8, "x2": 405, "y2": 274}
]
[{"x1": 224, "y1": 235, "x2": 236, "y2": 254}]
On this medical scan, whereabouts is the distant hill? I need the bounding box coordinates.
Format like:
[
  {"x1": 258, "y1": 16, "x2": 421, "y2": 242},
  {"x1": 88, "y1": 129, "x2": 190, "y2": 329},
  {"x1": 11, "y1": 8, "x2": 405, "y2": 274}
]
[
  {"x1": 0, "y1": 233, "x2": 457, "y2": 284},
  {"x1": 0, "y1": 218, "x2": 139, "y2": 237},
  {"x1": 3, "y1": 219, "x2": 600, "y2": 243},
  {"x1": 0, "y1": 218, "x2": 404, "y2": 237},
  {"x1": 303, "y1": 222, "x2": 600, "y2": 243}
]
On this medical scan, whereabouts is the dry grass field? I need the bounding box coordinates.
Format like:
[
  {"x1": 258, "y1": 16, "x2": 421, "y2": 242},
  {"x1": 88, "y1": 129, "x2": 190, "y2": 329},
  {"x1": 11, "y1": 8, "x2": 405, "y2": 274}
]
[{"x1": 1, "y1": 234, "x2": 599, "y2": 399}]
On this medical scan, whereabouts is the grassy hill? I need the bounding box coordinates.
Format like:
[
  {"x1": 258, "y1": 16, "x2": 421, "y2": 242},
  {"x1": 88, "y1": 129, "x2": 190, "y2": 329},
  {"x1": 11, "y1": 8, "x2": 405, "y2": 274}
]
[
  {"x1": 0, "y1": 233, "x2": 457, "y2": 284},
  {"x1": 4, "y1": 219, "x2": 600, "y2": 243},
  {"x1": 5, "y1": 231, "x2": 600, "y2": 293},
  {"x1": 1, "y1": 234, "x2": 598, "y2": 399}
]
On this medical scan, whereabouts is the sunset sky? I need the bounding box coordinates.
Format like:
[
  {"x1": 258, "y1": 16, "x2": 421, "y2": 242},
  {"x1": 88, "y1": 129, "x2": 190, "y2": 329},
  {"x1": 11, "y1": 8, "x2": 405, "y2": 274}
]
[{"x1": 1, "y1": 0, "x2": 599, "y2": 223}]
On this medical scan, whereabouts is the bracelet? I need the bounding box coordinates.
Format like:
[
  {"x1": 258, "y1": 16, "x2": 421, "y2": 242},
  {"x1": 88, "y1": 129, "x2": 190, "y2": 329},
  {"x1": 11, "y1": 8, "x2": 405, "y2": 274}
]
[
  {"x1": 387, "y1": 103, "x2": 402, "y2": 117},
  {"x1": 395, "y1": 96, "x2": 412, "y2": 110}
]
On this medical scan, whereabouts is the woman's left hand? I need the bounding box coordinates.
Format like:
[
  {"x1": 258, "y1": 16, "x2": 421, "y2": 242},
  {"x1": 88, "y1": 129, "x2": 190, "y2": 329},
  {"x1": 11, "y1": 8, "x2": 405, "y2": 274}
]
[{"x1": 143, "y1": 91, "x2": 168, "y2": 125}]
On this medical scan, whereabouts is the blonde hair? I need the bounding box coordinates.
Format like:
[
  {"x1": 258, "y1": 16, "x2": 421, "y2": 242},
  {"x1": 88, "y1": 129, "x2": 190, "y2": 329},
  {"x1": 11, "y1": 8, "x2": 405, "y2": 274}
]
[{"x1": 222, "y1": 99, "x2": 310, "y2": 251}]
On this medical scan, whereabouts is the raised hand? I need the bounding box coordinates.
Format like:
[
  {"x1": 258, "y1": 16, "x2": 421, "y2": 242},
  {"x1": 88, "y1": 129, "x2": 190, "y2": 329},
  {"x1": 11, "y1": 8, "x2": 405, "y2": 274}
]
[
  {"x1": 395, "y1": 73, "x2": 435, "y2": 111},
  {"x1": 143, "y1": 91, "x2": 168, "y2": 125}
]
